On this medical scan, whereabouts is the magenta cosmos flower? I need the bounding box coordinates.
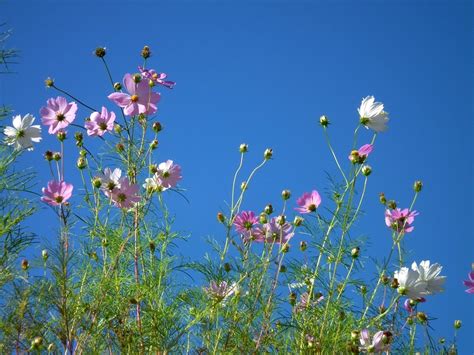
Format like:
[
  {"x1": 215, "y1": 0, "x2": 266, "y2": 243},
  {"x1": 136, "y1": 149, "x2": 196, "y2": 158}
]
[
  {"x1": 40, "y1": 96, "x2": 78, "y2": 134},
  {"x1": 349, "y1": 143, "x2": 373, "y2": 163},
  {"x1": 108, "y1": 73, "x2": 160, "y2": 116},
  {"x1": 155, "y1": 160, "x2": 182, "y2": 189},
  {"x1": 464, "y1": 272, "x2": 474, "y2": 294},
  {"x1": 385, "y1": 208, "x2": 419, "y2": 233},
  {"x1": 138, "y1": 66, "x2": 176, "y2": 89},
  {"x1": 233, "y1": 211, "x2": 261, "y2": 241},
  {"x1": 109, "y1": 177, "x2": 140, "y2": 209},
  {"x1": 85, "y1": 106, "x2": 116, "y2": 136},
  {"x1": 295, "y1": 190, "x2": 322, "y2": 214},
  {"x1": 41, "y1": 180, "x2": 73, "y2": 206}
]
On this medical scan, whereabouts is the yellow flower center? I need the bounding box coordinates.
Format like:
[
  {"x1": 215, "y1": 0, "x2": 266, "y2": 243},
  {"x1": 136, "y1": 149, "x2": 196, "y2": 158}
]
[{"x1": 131, "y1": 95, "x2": 139, "y2": 102}]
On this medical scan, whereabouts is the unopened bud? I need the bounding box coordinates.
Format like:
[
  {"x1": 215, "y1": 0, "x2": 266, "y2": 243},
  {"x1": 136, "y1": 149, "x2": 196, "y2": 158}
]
[
  {"x1": 417, "y1": 312, "x2": 428, "y2": 323},
  {"x1": 361, "y1": 165, "x2": 372, "y2": 176},
  {"x1": 279, "y1": 264, "x2": 287, "y2": 272},
  {"x1": 293, "y1": 216, "x2": 303, "y2": 227},
  {"x1": 281, "y1": 244, "x2": 289, "y2": 253},
  {"x1": 75, "y1": 132, "x2": 83, "y2": 146},
  {"x1": 264, "y1": 148, "x2": 273, "y2": 160},
  {"x1": 276, "y1": 215, "x2": 286, "y2": 225},
  {"x1": 224, "y1": 262, "x2": 232, "y2": 272},
  {"x1": 391, "y1": 278, "x2": 399, "y2": 289},
  {"x1": 92, "y1": 177, "x2": 102, "y2": 188},
  {"x1": 47, "y1": 343, "x2": 56, "y2": 352},
  {"x1": 380, "y1": 274, "x2": 389, "y2": 285},
  {"x1": 289, "y1": 292, "x2": 297, "y2": 306},
  {"x1": 407, "y1": 316, "x2": 414, "y2": 325},
  {"x1": 152, "y1": 122, "x2": 162, "y2": 133},
  {"x1": 21, "y1": 259, "x2": 29, "y2": 270},
  {"x1": 259, "y1": 213, "x2": 267, "y2": 224},
  {"x1": 382, "y1": 331, "x2": 392, "y2": 344},
  {"x1": 56, "y1": 130, "x2": 67, "y2": 142},
  {"x1": 299, "y1": 241, "x2": 307, "y2": 251},
  {"x1": 149, "y1": 241, "x2": 156, "y2": 252},
  {"x1": 79, "y1": 149, "x2": 87, "y2": 157},
  {"x1": 77, "y1": 157, "x2": 87, "y2": 169},
  {"x1": 132, "y1": 73, "x2": 142, "y2": 83},
  {"x1": 454, "y1": 320, "x2": 462, "y2": 329},
  {"x1": 414, "y1": 180, "x2": 423, "y2": 193},
  {"x1": 44, "y1": 150, "x2": 54, "y2": 161},
  {"x1": 379, "y1": 192, "x2": 387, "y2": 205},
  {"x1": 264, "y1": 204, "x2": 273, "y2": 215},
  {"x1": 114, "y1": 124, "x2": 122, "y2": 133},
  {"x1": 53, "y1": 152, "x2": 62, "y2": 161},
  {"x1": 239, "y1": 143, "x2": 248, "y2": 153},
  {"x1": 94, "y1": 47, "x2": 106, "y2": 57},
  {"x1": 217, "y1": 212, "x2": 225, "y2": 223},
  {"x1": 319, "y1": 115, "x2": 330, "y2": 127},
  {"x1": 281, "y1": 189, "x2": 291, "y2": 200},
  {"x1": 351, "y1": 247, "x2": 360, "y2": 258},
  {"x1": 116, "y1": 143, "x2": 125, "y2": 152},
  {"x1": 113, "y1": 82, "x2": 122, "y2": 91},
  {"x1": 379, "y1": 305, "x2": 386, "y2": 314},
  {"x1": 42, "y1": 249, "x2": 49, "y2": 261},
  {"x1": 387, "y1": 200, "x2": 397, "y2": 209},
  {"x1": 351, "y1": 330, "x2": 360, "y2": 340},
  {"x1": 141, "y1": 45, "x2": 151, "y2": 59},
  {"x1": 102, "y1": 239, "x2": 109, "y2": 247},
  {"x1": 31, "y1": 336, "x2": 43, "y2": 349},
  {"x1": 360, "y1": 285, "x2": 367, "y2": 295},
  {"x1": 150, "y1": 139, "x2": 159, "y2": 150},
  {"x1": 240, "y1": 181, "x2": 247, "y2": 190},
  {"x1": 45, "y1": 77, "x2": 54, "y2": 87}
]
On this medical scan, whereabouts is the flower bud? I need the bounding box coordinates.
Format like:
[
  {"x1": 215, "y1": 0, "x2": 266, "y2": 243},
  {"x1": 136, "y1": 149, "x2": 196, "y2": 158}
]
[
  {"x1": 114, "y1": 82, "x2": 122, "y2": 91},
  {"x1": 114, "y1": 124, "x2": 122, "y2": 134},
  {"x1": 414, "y1": 180, "x2": 423, "y2": 193},
  {"x1": 56, "y1": 130, "x2": 67, "y2": 142},
  {"x1": 44, "y1": 150, "x2": 54, "y2": 161},
  {"x1": 217, "y1": 212, "x2": 225, "y2": 223},
  {"x1": 47, "y1": 343, "x2": 56, "y2": 352},
  {"x1": 379, "y1": 305, "x2": 386, "y2": 314},
  {"x1": 240, "y1": 181, "x2": 247, "y2": 191},
  {"x1": 53, "y1": 152, "x2": 62, "y2": 161},
  {"x1": 239, "y1": 143, "x2": 248, "y2": 153},
  {"x1": 259, "y1": 213, "x2": 267, "y2": 224},
  {"x1": 276, "y1": 215, "x2": 286, "y2": 225},
  {"x1": 264, "y1": 204, "x2": 273, "y2": 215},
  {"x1": 74, "y1": 131, "x2": 83, "y2": 146},
  {"x1": 351, "y1": 330, "x2": 360, "y2": 341},
  {"x1": 281, "y1": 244, "x2": 289, "y2": 253},
  {"x1": 454, "y1": 320, "x2": 462, "y2": 329},
  {"x1": 379, "y1": 192, "x2": 387, "y2": 205},
  {"x1": 44, "y1": 77, "x2": 54, "y2": 88},
  {"x1": 289, "y1": 291, "x2": 297, "y2": 306},
  {"x1": 31, "y1": 336, "x2": 43, "y2": 349},
  {"x1": 281, "y1": 189, "x2": 291, "y2": 200},
  {"x1": 79, "y1": 149, "x2": 87, "y2": 157},
  {"x1": 382, "y1": 331, "x2": 392, "y2": 345},
  {"x1": 319, "y1": 115, "x2": 330, "y2": 127},
  {"x1": 141, "y1": 45, "x2": 151, "y2": 59},
  {"x1": 77, "y1": 157, "x2": 87, "y2": 170},
  {"x1": 391, "y1": 278, "x2": 399, "y2": 289},
  {"x1": 150, "y1": 139, "x2": 159, "y2": 150},
  {"x1": 116, "y1": 143, "x2": 125, "y2": 152},
  {"x1": 42, "y1": 249, "x2": 49, "y2": 261},
  {"x1": 92, "y1": 177, "x2": 102, "y2": 189},
  {"x1": 417, "y1": 312, "x2": 428, "y2": 323},
  {"x1": 360, "y1": 285, "x2": 367, "y2": 295},
  {"x1": 149, "y1": 241, "x2": 156, "y2": 252},
  {"x1": 387, "y1": 200, "x2": 397, "y2": 209},
  {"x1": 407, "y1": 316, "x2": 414, "y2": 325},
  {"x1": 380, "y1": 274, "x2": 389, "y2": 285},
  {"x1": 224, "y1": 262, "x2": 232, "y2": 272},
  {"x1": 21, "y1": 259, "x2": 29, "y2": 270},
  {"x1": 137, "y1": 113, "x2": 147, "y2": 125},
  {"x1": 152, "y1": 122, "x2": 162, "y2": 133},
  {"x1": 94, "y1": 47, "x2": 106, "y2": 57},
  {"x1": 293, "y1": 216, "x2": 303, "y2": 227},
  {"x1": 361, "y1": 165, "x2": 372, "y2": 176},
  {"x1": 439, "y1": 338, "x2": 446, "y2": 344},
  {"x1": 279, "y1": 264, "x2": 287, "y2": 272},
  {"x1": 102, "y1": 239, "x2": 109, "y2": 247},
  {"x1": 349, "y1": 150, "x2": 359, "y2": 164},
  {"x1": 299, "y1": 241, "x2": 307, "y2": 251},
  {"x1": 351, "y1": 247, "x2": 360, "y2": 258},
  {"x1": 132, "y1": 73, "x2": 142, "y2": 83},
  {"x1": 264, "y1": 148, "x2": 273, "y2": 160}
]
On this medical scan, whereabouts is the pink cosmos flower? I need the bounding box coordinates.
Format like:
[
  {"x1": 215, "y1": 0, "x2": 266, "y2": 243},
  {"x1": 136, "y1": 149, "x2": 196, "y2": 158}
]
[
  {"x1": 108, "y1": 73, "x2": 160, "y2": 116},
  {"x1": 359, "y1": 329, "x2": 391, "y2": 353},
  {"x1": 464, "y1": 272, "x2": 474, "y2": 294},
  {"x1": 138, "y1": 66, "x2": 176, "y2": 89},
  {"x1": 41, "y1": 180, "x2": 73, "y2": 206},
  {"x1": 109, "y1": 177, "x2": 140, "y2": 209},
  {"x1": 204, "y1": 280, "x2": 238, "y2": 301},
  {"x1": 233, "y1": 211, "x2": 259, "y2": 234},
  {"x1": 85, "y1": 106, "x2": 116, "y2": 136},
  {"x1": 385, "y1": 208, "x2": 419, "y2": 233},
  {"x1": 155, "y1": 160, "x2": 182, "y2": 189},
  {"x1": 295, "y1": 190, "x2": 322, "y2": 214},
  {"x1": 259, "y1": 217, "x2": 294, "y2": 244},
  {"x1": 40, "y1": 96, "x2": 78, "y2": 134},
  {"x1": 349, "y1": 143, "x2": 373, "y2": 163}
]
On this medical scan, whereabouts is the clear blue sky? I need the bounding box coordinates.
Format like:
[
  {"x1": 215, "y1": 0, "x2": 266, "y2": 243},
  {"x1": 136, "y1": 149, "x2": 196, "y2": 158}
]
[{"x1": 1, "y1": 0, "x2": 472, "y2": 351}]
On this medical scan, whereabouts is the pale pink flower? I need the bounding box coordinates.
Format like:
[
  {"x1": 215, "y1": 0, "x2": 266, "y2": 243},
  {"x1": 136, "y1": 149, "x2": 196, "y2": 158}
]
[
  {"x1": 464, "y1": 272, "x2": 474, "y2": 294},
  {"x1": 205, "y1": 280, "x2": 238, "y2": 302},
  {"x1": 294, "y1": 292, "x2": 324, "y2": 312},
  {"x1": 40, "y1": 96, "x2": 78, "y2": 134},
  {"x1": 359, "y1": 329, "x2": 391, "y2": 353},
  {"x1": 348, "y1": 143, "x2": 373, "y2": 163},
  {"x1": 385, "y1": 208, "x2": 419, "y2": 233},
  {"x1": 108, "y1": 73, "x2": 160, "y2": 116},
  {"x1": 260, "y1": 217, "x2": 294, "y2": 244},
  {"x1": 85, "y1": 106, "x2": 116, "y2": 136},
  {"x1": 138, "y1": 66, "x2": 176, "y2": 89},
  {"x1": 109, "y1": 178, "x2": 140, "y2": 209},
  {"x1": 155, "y1": 160, "x2": 182, "y2": 190},
  {"x1": 41, "y1": 180, "x2": 73, "y2": 206},
  {"x1": 97, "y1": 168, "x2": 122, "y2": 193},
  {"x1": 295, "y1": 190, "x2": 321, "y2": 214}
]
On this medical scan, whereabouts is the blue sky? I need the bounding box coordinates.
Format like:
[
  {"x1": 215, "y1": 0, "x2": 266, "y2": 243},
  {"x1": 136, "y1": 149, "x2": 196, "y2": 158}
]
[{"x1": 1, "y1": 0, "x2": 473, "y2": 351}]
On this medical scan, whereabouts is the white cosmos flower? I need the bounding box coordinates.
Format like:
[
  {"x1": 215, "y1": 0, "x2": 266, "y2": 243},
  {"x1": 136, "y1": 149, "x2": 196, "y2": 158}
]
[
  {"x1": 97, "y1": 168, "x2": 122, "y2": 192},
  {"x1": 394, "y1": 266, "x2": 427, "y2": 299},
  {"x1": 411, "y1": 260, "x2": 446, "y2": 295},
  {"x1": 358, "y1": 96, "x2": 389, "y2": 132},
  {"x1": 3, "y1": 114, "x2": 42, "y2": 151}
]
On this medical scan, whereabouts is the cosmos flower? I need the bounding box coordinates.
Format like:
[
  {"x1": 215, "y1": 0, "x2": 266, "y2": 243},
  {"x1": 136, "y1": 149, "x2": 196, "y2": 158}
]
[
  {"x1": 358, "y1": 96, "x2": 389, "y2": 132},
  {"x1": 294, "y1": 292, "x2": 324, "y2": 313},
  {"x1": 295, "y1": 190, "x2": 322, "y2": 214},
  {"x1": 411, "y1": 260, "x2": 446, "y2": 295},
  {"x1": 385, "y1": 208, "x2": 419, "y2": 234},
  {"x1": 41, "y1": 180, "x2": 73, "y2": 206},
  {"x1": 97, "y1": 168, "x2": 122, "y2": 193},
  {"x1": 154, "y1": 160, "x2": 182, "y2": 190},
  {"x1": 260, "y1": 217, "x2": 294, "y2": 244},
  {"x1": 108, "y1": 73, "x2": 160, "y2": 116},
  {"x1": 348, "y1": 143, "x2": 373, "y2": 163},
  {"x1": 85, "y1": 106, "x2": 116, "y2": 136},
  {"x1": 359, "y1": 330, "x2": 391, "y2": 353},
  {"x1": 3, "y1": 114, "x2": 42, "y2": 151},
  {"x1": 138, "y1": 66, "x2": 176, "y2": 89},
  {"x1": 463, "y1": 271, "x2": 474, "y2": 294},
  {"x1": 40, "y1": 96, "x2": 78, "y2": 134},
  {"x1": 394, "y1": 266, "x2": 427, "y2": 299},
  {"x1": 205, "y1": 280, "x2": 238, "y2": 302},
  {"x1": 233, "y1": 211, "x2": 259, "y2": 234},
  {"x1": 109, "y1": 178, "x2": 140, "y2": 209}
]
